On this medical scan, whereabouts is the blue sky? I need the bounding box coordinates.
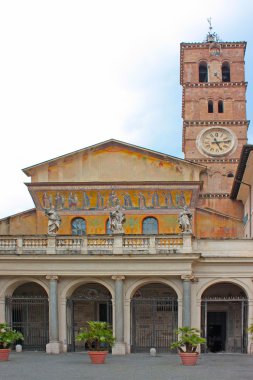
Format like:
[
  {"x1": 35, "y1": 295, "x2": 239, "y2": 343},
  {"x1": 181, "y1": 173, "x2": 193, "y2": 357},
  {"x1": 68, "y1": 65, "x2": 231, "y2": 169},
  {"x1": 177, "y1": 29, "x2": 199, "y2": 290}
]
[{"x1": 0, "y1": 0, "x2": 253, "y2": 218}]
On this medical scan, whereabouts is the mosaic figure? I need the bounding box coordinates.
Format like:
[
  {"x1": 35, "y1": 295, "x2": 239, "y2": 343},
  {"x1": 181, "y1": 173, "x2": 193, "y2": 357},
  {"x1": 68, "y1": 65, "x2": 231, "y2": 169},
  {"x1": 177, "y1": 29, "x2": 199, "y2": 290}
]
[
  {"x1": 176, "y1": 191, "x2": 186, "y2": 207},
  {"x1": 96, "y1": 192, "x2": 104, "y2": 209},
  {"x1": 152, "y1": 191, "x2": 160, "y2": 208},
  {"x1": 123, "y1": 192, "x2": 132, "y2": 208},
  {"x1": 109, "y1": 205, "x2": 126, "y2": 234},
  {"x1": 42, "y1": 192, "x2": 51, "y2": 209},
  {"x1": 83, "y1": 191, "x2": 90, "y2": 209},
  {"x1": 68, "y1": 192, "x2": 78, "y2": 209},
  {"x1": 108, "y1": 191, "x2": 120, "y2": 208},
  {"x1": 55, "y1": 193, "x2": 64, "y2": 210},
  {"x1": 163, "y1": 191, "x2": 174, "y2": 208},
  {"x1": 178, "y1": 206, "x2": 192, "y2": 234},
  {"x1": 138, "y1": 192, "x2": 146, "y2": 209},
  {"x1": 45, "y1": 207, "x2": 61, "y2": 235}
]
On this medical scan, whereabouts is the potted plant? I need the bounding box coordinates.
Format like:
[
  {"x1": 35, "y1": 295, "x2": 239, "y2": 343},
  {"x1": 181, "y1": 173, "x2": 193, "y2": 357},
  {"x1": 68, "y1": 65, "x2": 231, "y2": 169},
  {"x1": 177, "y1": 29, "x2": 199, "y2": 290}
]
[
  {"x1": 170, "y1": 326, "x2": 206, "y2": 366},
  {"x1": 0, "y1": 322, "x2": 24, "y2": 361},
  {"x1": 76, "y1": 321, "x2": 115, "y2": 364}
]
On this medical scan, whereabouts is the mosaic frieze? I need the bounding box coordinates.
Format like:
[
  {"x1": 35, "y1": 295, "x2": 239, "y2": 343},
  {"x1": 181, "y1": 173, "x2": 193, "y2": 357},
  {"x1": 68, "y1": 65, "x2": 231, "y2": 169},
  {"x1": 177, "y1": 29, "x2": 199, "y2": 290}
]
[{"x1": 37, "y1": 189, "x2": 192, "y2": 211}]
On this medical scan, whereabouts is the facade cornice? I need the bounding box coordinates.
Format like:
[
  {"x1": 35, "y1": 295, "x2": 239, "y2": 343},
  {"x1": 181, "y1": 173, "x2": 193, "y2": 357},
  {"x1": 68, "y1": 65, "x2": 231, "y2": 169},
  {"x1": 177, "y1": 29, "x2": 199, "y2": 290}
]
[{"x1": 25, "y1": 180, "x2": 203, "y2": 188}]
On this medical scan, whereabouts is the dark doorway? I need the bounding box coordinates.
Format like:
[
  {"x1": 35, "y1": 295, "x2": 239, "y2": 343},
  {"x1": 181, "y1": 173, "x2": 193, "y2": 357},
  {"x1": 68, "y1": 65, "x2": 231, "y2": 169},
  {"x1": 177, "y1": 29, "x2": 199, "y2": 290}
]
[{"x1": 207, "y1": 312, "x2": 226, "y2": 352}]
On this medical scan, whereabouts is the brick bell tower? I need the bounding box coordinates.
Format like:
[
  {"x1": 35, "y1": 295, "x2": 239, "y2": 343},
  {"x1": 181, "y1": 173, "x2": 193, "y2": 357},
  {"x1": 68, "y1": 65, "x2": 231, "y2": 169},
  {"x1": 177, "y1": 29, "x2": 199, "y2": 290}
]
[{"x1": 180, "y1": 22, "x2": 248, "y2": 217}]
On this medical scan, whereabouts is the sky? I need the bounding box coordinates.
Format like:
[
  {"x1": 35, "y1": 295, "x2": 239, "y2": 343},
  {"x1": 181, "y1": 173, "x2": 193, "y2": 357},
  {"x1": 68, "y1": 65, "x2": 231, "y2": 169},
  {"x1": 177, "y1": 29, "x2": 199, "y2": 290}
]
[{"x1": 0, "y1": 0, "x2": 253, "y2": 218}]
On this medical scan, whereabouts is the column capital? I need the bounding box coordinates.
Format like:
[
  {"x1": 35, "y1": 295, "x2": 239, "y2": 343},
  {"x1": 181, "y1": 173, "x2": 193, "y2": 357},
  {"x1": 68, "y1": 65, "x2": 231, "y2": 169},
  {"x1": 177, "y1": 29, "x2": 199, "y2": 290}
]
[
  {"x1": 112, "y1": 275, "x2": 125, "y2": 281},
  {"x1": 46, "y1": 275, "x2": 59, "y2": 281},
  {"x1": 181, "y1": 274, "x2": 197, "y2": 282}
]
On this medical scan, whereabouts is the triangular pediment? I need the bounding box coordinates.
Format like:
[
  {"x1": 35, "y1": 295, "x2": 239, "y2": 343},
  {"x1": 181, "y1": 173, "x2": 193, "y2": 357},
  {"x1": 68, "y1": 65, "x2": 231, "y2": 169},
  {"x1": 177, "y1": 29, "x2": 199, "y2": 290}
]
[{"x1": 23, "y1": 139, "x2": 205, "y2": 183}]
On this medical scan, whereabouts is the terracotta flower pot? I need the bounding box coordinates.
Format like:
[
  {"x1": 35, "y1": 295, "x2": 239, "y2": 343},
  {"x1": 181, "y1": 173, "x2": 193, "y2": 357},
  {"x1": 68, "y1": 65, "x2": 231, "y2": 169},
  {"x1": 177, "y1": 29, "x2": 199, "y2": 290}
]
[
  {"x1": 0, "y1": 348, "x2": 11, "y2": 361},
  {"x1": 179, "y1": 352, "x2": 199, "y2": 366},
  {"x1": 88, "y1": 351, "x2": 108, "y2": 364}
]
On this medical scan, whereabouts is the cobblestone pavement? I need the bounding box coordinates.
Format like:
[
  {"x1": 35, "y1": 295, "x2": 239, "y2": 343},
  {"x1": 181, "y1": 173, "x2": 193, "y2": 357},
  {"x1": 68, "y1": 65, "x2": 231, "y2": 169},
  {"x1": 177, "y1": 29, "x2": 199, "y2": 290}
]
[{"x1": 0, "y1": 352, "x2": 253, "y2": 380}]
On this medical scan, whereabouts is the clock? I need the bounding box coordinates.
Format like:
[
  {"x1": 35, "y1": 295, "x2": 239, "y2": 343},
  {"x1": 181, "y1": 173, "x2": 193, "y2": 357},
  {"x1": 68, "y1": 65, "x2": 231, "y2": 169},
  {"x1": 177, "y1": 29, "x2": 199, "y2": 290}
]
[{"x1": 197, "y1": 127, "x2": 236, "y2": 157}]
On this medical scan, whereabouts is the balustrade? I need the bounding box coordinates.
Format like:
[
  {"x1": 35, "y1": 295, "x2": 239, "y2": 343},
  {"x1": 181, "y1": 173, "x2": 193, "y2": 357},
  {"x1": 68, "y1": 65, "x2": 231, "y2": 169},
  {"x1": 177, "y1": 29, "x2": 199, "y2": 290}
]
[{"x1": 0, "y1": 235, "x2": 184, "y2": 255}]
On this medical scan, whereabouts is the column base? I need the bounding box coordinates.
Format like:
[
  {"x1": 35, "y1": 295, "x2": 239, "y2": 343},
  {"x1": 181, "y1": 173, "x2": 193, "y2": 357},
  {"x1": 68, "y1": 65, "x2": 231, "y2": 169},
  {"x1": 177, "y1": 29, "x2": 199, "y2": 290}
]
[
  {"x1": 112, "y1": 342, "x2": 126, "y2": 355},
  {"x1": 46, "y1": 342, "x2": 62, "y2": 354}
]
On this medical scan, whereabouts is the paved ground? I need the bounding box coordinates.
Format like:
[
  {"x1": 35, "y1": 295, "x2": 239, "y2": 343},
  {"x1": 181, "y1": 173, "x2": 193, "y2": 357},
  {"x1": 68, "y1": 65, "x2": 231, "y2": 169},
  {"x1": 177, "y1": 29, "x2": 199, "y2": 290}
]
[{"x1": 0, "y1": 352, "x2": 253, "y2": 380}]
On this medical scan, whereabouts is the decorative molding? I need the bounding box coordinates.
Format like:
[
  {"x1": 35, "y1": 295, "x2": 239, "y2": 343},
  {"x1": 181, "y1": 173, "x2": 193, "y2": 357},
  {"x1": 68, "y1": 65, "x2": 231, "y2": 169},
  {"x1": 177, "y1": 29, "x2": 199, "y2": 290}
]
[
  {"x1": 184, "y1": 120, "x2": 249, "y2": 127},
  {"x1": 190, "y1": 158, "x2": 239, "y2": 163},
  {"x1": 46, "y1": 275, "x2": 59, "y2": 281},
  {"x1": 112, "y1": 275, "x2": 125, "y2": 281},
  {"x1": 199, "y1": 193, "x2": 230, "y2": 199},
  {"x1": 181, "y1": 274, "x2": 195, "y2": 282},
  {"x1": 184, "y1": 81, "x2": 247, "y2": 88}
]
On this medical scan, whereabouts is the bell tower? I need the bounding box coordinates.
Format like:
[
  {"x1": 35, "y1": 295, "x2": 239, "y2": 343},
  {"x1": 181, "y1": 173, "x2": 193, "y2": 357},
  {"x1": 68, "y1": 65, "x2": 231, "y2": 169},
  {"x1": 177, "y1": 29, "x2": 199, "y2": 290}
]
[{"x1": 180, "y1": 23, "x2": 248, "y2": 216}]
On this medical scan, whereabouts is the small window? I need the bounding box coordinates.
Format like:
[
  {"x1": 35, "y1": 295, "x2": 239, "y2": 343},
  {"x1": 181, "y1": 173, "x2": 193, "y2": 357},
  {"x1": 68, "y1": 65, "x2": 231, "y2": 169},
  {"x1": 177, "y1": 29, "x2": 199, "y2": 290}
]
[
  {"x1": 218, "y1": 100, "x2": 224, "y2": 113},
  {"x1": 199, "y1": 62, "x2": 208, "y2": 83},
  {"x1": 71, "y1": 218, "x2": 86, "y2": 235},
  {"x1": 208, "y1": 100, "x2": 214, "y2": 113},
  {"x1": 222, "y1": 62, "x2": 230, "y2": 82},
  {"x1": 142, "y1": 217, "x2": 158, "y2": 234}
]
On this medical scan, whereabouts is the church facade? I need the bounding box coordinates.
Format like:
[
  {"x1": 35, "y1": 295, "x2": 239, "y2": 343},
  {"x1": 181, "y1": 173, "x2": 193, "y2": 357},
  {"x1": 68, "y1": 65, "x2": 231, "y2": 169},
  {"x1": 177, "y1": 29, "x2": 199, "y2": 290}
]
[{"x1": 0, "y1": 30, "x2": 252, "y2": 355}]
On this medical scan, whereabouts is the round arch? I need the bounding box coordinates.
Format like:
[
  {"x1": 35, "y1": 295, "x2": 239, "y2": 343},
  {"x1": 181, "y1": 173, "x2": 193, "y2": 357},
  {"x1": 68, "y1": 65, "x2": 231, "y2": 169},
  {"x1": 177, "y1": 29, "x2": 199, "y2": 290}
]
[
  {"x1": 127, "y1": 278, "x2": 182, "y2": 300},
  {"x1": 1, "y1": 277, "x2": 49, "y2": 297},
  {"x1": 61, "y1": 278, "x2": 114, "y2": 299},
  {"x1": 196, "y1": 278, "x2": 250, "y2": 300}
]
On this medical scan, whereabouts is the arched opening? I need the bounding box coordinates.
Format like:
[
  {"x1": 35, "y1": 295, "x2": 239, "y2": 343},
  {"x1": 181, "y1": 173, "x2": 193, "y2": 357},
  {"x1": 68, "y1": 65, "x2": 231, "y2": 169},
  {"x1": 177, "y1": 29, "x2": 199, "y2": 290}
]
[
  {"x1": 222, "y1": 62, "x2": 230, "y2": 82},
  {"x1": 5, "y1": 282, "x2": 49, "y2": 350},
  {"x1": 142, "y1": 217, "x2": 158, "y2": 234},
  {"x1": 201, "y1": 282, "x2": 248, "y2": 353},
  {"x1": 71, "y1": 218, "x2": 86, "y2": 235},
  {"x1": 199, "y1": 61, "x2": 208, "y2": 83},
  {"x1": 208, "y1": 100, "x2": 214, "y2": 113},
  {"x1": 66, "y1": 283, "x2": 112, "y2": 351},
  {"x1": 106, "y1": 218, "x2": 112, "y2": 234},
  {"x1": 131, "y1": 283, "x2": 178, "y2": 352},
  {"x1": 218, "y1": 100, "x2": 224, "y2": 113}
]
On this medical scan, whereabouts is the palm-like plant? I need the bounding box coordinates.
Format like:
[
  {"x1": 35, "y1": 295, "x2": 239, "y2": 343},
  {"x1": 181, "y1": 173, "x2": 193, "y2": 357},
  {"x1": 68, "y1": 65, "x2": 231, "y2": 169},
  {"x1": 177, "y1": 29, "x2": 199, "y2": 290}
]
[
  {"x1": 76, "y1": 321, "x2": 115, "y2": 351},
  {"x1": 170, "y1": 327, "x2": 206, "y2": 353}
]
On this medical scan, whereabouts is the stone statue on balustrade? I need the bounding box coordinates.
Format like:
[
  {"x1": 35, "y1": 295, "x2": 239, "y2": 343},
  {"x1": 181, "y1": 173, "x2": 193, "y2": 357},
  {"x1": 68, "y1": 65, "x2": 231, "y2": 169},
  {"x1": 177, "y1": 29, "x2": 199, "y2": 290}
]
[
  {"x1": 178, "y1": 206, "x2": 192, "y2": 234},
  {"x1": 109, "y1": 205, "x2": 126, "y2": 234},
  {"x1": 45, "y1": 207, "x2": 61, "y2": 235}
]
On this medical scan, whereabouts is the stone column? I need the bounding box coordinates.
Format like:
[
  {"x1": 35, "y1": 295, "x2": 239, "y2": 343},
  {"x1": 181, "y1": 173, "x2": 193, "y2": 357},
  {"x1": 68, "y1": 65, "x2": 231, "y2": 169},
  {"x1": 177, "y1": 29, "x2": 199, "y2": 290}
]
[
  {"x1": 0, "y1": 297, "x2": 5, "y2": 323},
  {"x1": 112, "y1": 275, "x2": 126, "y2": 355},
  {"x1": 181, "y1": 275, "x2": 193, "y2": 327},
  {"x1": 247, "y1": 299, "x2": 253, "y2": 354},
  {"x1": 46, "y1": 275, "x2": 62, "y2": 354}
]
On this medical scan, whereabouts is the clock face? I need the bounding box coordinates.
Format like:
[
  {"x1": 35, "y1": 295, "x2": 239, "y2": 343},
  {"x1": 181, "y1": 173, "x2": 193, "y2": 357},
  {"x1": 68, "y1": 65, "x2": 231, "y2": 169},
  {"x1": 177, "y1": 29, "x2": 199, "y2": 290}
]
[{"x1": 198, "y1": 127, "x2": 235, "y2": 156}]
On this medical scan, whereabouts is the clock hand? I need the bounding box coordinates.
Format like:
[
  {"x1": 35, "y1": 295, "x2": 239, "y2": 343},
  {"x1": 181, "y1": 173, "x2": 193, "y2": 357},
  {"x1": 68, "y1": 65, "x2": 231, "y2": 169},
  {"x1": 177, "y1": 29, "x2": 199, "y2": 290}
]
[
  {"x1": 213, "y1": 138, "x2": 221, "y2": 150},
  {"x1": 211, "y1": 140, "x2": 231, "y2": 143}
]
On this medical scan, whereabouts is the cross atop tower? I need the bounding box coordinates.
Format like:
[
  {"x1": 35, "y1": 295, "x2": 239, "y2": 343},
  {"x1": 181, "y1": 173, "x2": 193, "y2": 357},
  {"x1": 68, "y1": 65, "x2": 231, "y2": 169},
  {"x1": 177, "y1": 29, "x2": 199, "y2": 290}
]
[{"x1": 205, "y1": 17, "x2": 220, "y2": 43}]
